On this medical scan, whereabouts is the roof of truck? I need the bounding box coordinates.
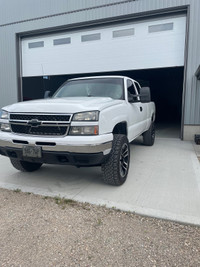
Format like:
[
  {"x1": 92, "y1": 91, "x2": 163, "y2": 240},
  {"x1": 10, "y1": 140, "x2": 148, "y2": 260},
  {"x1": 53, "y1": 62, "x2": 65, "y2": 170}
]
[{"x1": 68, "y1": 75, "x2": 137, "y2": 83}]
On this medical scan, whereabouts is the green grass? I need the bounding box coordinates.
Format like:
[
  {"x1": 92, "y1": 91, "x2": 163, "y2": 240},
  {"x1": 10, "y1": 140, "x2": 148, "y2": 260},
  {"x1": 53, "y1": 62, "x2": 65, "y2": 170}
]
[
  {"x1": 96, "y1": 218, "x2": 103, "y2": 226},
  {"x1": 43, "y1": 196, "x2": 49, "y2": 200},
  {"x1": 54, "y1": 196, "x2": 76, "y2": 207},
  {"x1": 13, "y1": 188, "x2": 21, "y2": 193}
]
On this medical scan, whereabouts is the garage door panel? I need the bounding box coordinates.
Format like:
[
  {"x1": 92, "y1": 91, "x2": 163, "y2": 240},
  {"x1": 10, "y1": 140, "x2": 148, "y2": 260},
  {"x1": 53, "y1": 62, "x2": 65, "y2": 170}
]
[{"x1": 22, "y1": 16, "x2": 186, "y2": 77}]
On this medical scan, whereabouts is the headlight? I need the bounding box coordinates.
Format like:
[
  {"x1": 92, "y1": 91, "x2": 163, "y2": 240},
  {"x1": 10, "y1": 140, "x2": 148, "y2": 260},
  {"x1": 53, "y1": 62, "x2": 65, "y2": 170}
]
[
  {"x1": 0, "y1": 123, "x2": 11, "y2": 132},
  {"x1": 0, "y1": 110, "x2": 9, "y2": 119},
  {"x1": 73, "y1": 111, "x2": 99, "y2": 121},
  {"x1": 69, "y1": 126, "x2": 99, "y2": 135}
]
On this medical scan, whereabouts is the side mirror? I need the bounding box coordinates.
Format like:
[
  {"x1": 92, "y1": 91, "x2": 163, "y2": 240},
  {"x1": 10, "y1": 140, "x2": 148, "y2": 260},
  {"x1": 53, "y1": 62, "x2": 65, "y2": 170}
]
[
  {"x1": 140, "y1": 87, "x2": 151, "y2": 103},
  {"x1": 44, "y1": 90, "x2": 51, "y2": 99}
]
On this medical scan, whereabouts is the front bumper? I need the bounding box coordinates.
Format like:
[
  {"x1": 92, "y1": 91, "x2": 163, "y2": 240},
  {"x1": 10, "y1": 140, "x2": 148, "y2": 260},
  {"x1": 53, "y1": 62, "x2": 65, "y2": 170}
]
[
  {"x1": 0, "y1": 147, "x2": 108, "y2": 166},
  {"x1": 0, "y1": 132, "x2": 113, "y2": 166}
]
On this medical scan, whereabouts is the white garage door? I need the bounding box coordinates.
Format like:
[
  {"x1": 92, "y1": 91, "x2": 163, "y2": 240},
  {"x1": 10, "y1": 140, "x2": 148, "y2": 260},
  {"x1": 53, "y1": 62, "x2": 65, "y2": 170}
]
[{"x1": 21, "y1": 15, "x2": 186, "y2": 77}]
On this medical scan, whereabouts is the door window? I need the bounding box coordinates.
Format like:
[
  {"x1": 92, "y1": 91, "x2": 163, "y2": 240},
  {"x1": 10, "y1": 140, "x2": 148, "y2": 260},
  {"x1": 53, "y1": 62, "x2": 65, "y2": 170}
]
[
  {"x1": 127, "y1": 80, "x2": 140, "y2": 101},
  {"x1": 127, "y1": 80, "x2": 136, "y2": 95}
]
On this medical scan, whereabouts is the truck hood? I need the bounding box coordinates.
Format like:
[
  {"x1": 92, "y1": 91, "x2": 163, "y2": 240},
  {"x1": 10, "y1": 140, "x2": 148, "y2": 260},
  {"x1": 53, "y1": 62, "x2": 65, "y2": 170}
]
[{"x1": 4, "y1": 97, "x2": 123, "y2": 114}]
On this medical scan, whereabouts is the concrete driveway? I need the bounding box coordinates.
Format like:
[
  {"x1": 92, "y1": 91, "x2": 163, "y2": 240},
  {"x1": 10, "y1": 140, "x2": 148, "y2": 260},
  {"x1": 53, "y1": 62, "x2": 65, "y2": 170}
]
[{"x1": 0, "y1": 137, "x2": 200, "y2": 226}]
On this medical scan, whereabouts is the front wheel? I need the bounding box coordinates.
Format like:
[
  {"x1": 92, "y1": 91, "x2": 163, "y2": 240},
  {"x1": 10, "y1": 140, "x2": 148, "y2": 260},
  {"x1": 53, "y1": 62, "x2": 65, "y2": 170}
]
[
  {"x1": 102, "y1": 134, "x2": 130, "y2": 186},
  {"x1": 10, "y1": 158, "x2": 42, "y2": 172}
]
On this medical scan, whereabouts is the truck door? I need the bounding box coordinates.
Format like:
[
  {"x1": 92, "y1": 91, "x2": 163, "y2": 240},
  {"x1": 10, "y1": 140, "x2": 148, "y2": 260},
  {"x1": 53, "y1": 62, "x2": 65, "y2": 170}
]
[
  {"x1": 134, "y1": 81, "x2": 148, "y2": 130},
  {"x1": 127, "y1": 79, "x2": 147, "y2": 141}
]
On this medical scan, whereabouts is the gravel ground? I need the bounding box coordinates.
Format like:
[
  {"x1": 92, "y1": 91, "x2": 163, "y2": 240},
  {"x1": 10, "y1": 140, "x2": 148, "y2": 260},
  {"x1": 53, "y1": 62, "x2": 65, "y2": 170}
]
[{"x1": 0, "y1": 188, "x2": 200, "y2": 267}]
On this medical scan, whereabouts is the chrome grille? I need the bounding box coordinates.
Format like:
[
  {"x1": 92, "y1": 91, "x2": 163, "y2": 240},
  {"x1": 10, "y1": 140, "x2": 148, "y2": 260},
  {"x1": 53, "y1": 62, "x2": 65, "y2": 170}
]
[{"x1": 10, "y1": 113, "x2": 71, "y2": 136}]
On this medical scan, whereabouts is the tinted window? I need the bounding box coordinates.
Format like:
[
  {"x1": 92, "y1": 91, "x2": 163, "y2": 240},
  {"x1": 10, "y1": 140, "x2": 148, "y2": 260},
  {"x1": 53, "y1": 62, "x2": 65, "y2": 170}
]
[
  {"x1": 113, "y1": 28, "x2": 135, "y2": 38},
  {"x1": 149, "y1": 23, "x2": 173, "y2": 33},
  {"x1": 127, "y1": 80, "x2": 136, "y2": 95},
  {"x1": 53, "y1": 37, "x2": 71, "y2": 45},
  {"x1": 81, "y1": 33, "x2": 101, "y2": 42},
  {"x1": 28, "y1": 41, "x2": 44, "y2": 49}
]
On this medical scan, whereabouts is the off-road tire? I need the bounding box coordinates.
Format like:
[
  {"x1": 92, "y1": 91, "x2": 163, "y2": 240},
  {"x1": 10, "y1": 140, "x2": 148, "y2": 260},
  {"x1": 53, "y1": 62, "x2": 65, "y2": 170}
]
[
  {"x1": 102, "y1": 134, "x2": 130, "y2": 186},
  {"x1": 10, "y1": 158, "x2": 42, "y2": 172},
  {"x1": 143, "y1": 122, "x2": 155, "y2": 146}
]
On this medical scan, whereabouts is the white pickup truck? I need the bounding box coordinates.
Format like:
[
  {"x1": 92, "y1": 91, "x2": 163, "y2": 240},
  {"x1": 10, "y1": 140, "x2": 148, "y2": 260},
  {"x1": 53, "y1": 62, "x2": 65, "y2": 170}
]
[{"x1": 0, "y1": 76, "x2": 155, "y2": 185}]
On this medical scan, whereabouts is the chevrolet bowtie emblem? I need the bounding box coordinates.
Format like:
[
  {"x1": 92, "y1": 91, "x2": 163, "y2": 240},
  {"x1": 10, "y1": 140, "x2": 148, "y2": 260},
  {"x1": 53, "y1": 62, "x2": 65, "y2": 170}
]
[{"x1": 27, "y1": 119, "x2": 42, "y2": 127}]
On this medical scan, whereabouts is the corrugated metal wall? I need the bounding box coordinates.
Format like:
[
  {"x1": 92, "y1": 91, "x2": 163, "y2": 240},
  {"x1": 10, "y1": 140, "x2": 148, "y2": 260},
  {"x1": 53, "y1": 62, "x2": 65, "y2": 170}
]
[
  {"x1": 0, "y1": 0, "x2": 199, "y2": 125},
  {"x1": 183, "y1": 0, "x2": 200, "y2": 125},
  {"x1": 0, "y1": 0, "x2": 137, "y2": 26}
]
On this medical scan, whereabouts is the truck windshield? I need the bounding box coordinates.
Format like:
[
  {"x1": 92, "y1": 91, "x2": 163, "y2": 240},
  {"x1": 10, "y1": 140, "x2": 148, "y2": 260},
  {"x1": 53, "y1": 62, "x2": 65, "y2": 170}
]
[{"x1": 53, "y1": 78, "x2": 124, "y2": 100}]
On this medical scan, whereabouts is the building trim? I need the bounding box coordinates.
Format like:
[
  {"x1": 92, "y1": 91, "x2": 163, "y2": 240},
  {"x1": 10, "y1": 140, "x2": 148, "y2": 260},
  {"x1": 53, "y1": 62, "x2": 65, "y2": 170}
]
[
  {"x1": 16, "y1": 34, "x2": 23, "y2": 102},
  {"x1": 180, "y1": 5, "x2": 190, "y2": 140},
  {"x1": 184, "y1": 124, "x2": 200, "y2": 126}
]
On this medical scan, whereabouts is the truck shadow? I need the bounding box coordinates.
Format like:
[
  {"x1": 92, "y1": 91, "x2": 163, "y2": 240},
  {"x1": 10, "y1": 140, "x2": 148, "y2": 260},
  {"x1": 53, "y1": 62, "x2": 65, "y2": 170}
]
[
  {"x1": 130, "y1": 136, "x2": 143, "y2": 146},
  {"x1": 16, "y1": 164, "x2": 104, "y2": 186}
]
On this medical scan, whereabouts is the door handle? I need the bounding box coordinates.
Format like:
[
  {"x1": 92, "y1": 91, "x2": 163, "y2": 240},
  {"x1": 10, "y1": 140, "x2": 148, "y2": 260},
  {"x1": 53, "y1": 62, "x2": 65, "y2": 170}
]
[{"x1": 140, "y1": 107, "x2": 143, "y2": 112}]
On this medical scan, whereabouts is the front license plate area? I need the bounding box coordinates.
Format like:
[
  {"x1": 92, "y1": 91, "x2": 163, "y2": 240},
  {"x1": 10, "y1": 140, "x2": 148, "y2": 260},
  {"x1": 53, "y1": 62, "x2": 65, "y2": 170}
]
[{"x1": 23, "y1": 146, "x2": 42, "y2": 158}]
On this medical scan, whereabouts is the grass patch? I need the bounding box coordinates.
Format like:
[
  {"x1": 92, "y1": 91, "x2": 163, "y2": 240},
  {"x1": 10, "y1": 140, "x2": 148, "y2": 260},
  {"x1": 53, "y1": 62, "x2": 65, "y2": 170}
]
[
  {"x1": 96, "y1": 218, "x2": 103, "y2": 226},
  {"x1": 82, "y1": 205, "x2": 91, "y2": 211},
  {"x1": 54, "y1": 196, "x2": 76, "y2": 207},
  {"x1": 13, "y1": 188, "x2": 21, "y2": 193},
  {"x1": 43, "y1": 196, "x2": 49, "y2": 200},
  {"x1": 42, "y1": 195, "x2": 77, "y2": 208}
]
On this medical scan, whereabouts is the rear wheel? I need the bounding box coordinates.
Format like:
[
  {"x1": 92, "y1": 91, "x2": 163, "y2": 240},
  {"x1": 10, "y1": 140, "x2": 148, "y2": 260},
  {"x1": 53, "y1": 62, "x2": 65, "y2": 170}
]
[
  {"x1": 10, "y1": 158, "x2": 42, "y2": 172},
  {"x1": 102, "y1": 134, "x2": 130, "y2": 186},
  {"x1": 143, "y1": 122, "x2": 155, "y2": 146}
]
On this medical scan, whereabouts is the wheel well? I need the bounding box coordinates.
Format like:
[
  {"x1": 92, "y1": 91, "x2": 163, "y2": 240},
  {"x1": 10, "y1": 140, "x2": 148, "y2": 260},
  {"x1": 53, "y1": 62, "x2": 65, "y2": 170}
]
[{"x1": 112, "y1": 122, "x2": 127, "y2": 135}]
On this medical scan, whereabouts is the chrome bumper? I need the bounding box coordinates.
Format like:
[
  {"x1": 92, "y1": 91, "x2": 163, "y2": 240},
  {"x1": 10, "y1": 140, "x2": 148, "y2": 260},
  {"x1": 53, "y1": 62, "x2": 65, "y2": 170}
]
[{"x1": 0, "y1": 135, "x2": 113, "y2": 155}]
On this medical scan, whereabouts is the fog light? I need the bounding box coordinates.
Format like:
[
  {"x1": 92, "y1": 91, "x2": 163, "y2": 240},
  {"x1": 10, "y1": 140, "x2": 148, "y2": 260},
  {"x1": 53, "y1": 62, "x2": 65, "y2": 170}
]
[{"x1": 1, "y1": 123, "x2": 11, "y2": 132}]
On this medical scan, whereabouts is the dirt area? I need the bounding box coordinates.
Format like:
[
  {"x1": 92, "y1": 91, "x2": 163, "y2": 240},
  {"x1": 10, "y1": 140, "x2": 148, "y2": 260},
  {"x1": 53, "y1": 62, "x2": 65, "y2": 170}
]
[{"x1": 0, "y1": 188, "x2": 200, "y2": 267}]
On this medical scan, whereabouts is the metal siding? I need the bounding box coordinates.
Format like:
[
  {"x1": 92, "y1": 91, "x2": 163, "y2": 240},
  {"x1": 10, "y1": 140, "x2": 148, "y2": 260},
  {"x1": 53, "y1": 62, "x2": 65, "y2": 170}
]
[
  {"x1": 0, "y1": 28, "x2": 18, "y2": 108},
  {"x1": 0, "y1": 0, "x2": 136, "y2": 25},
  {"x1": 0, "y1": 0, "x2": 199, "y2": 124},
  {"x1": 184, "y1": 0, "x2": 200, "y2": 124},
  {"x1": 194, "y1": 80, "x2": 200, "y2": 123}
]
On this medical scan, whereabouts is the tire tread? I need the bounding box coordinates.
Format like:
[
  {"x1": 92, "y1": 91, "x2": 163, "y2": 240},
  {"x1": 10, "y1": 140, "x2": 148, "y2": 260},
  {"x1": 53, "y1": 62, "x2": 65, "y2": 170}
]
[
  {"x1": 143, "y1": 122, "x2": 155, "y2": 146},
  {"x1": 102, "y1": 134, "x2": 129, "y2": 186}
]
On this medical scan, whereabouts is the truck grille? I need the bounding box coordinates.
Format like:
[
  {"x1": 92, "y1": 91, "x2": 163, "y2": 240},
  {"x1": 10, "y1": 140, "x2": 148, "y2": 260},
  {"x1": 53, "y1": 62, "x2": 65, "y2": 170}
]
[
  {"x1": 10, "y1": 113, "x2": 71, "y2": 136},
  {"x1": 10, "y1": 114, "x2": 70, "y2": 122}
]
